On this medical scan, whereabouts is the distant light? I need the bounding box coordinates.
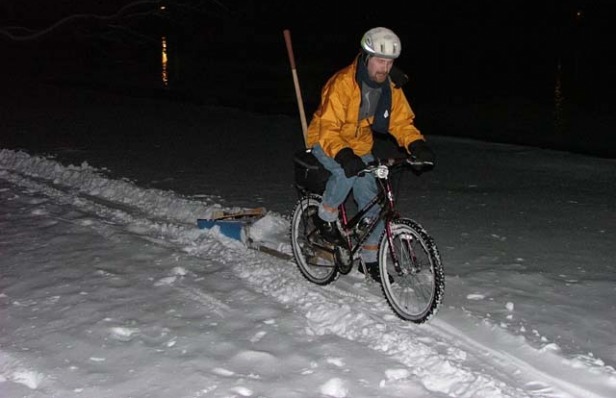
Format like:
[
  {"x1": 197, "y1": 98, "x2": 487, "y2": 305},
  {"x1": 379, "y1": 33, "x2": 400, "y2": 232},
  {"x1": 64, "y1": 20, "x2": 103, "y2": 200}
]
[{"x1": 161, "y1": 36, "x2": 168, "y2": 87}]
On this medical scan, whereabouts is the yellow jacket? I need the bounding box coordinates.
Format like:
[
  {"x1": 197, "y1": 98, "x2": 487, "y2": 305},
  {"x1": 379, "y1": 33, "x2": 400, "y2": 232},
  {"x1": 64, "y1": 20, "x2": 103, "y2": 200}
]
[{"x1": 306, "y1": 56, "x2": 425, "y2": 158}]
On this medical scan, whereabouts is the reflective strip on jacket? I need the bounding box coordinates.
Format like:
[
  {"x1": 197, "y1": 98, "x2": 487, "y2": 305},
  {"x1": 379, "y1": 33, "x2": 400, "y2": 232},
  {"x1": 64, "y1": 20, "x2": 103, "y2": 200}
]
[{"x1": 306, "y1": 55, "x2": 425, "y2": 158}]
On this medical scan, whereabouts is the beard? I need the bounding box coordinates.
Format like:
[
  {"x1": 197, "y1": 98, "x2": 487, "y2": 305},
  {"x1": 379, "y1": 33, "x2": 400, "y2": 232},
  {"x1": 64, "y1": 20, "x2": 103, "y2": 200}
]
[{"x1": 372, "y1": 72, "x2": 388, "y2": 83}]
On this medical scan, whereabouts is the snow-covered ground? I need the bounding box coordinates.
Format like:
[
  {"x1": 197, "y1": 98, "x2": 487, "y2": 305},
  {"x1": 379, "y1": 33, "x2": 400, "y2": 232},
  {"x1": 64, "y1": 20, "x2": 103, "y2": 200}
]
[{"x1": 1, "y1": 85, "x2": 615, "y2": 397}]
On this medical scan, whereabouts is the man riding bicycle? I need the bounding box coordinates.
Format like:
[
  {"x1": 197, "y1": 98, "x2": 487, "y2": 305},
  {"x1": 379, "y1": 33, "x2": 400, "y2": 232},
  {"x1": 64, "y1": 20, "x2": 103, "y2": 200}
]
[{"x1": 306, "y1": 27, "x2": 436, "y2": 282}]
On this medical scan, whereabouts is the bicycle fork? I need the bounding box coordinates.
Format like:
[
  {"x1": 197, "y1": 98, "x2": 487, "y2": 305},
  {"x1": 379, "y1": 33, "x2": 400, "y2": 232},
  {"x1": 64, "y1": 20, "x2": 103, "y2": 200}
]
[{"x1": 384, "y1": 222, "x2": 419, "y2": 276}]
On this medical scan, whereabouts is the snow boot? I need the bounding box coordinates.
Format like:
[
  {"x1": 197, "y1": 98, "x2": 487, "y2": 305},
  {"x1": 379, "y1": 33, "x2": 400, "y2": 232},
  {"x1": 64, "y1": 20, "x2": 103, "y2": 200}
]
[
  {"x1": 359, "y1": 262, "x2": 393, "y2": 283},
  {"x1": 313, "y1": 215, "x2": 345, "y2": 246}
]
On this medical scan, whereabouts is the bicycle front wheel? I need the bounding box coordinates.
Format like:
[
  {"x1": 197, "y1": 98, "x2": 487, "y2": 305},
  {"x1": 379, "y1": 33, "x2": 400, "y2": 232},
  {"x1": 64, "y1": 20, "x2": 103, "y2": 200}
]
[
  {"x1": 290, "y1": 194, "x2": 338, "y2": 285},
  {"x1": 378, "y1": 218, "x2": 444, "y2": 323}
]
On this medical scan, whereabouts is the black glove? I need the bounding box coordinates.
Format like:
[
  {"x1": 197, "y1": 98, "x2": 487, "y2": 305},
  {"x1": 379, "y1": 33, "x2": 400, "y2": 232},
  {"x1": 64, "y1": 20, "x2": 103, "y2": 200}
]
[
  {"x1": 408, "y1": 140, "x2": 436, "y2": 172},
  {"x1": 334, "y1": 148, "x2": 365, "y2": 178}
]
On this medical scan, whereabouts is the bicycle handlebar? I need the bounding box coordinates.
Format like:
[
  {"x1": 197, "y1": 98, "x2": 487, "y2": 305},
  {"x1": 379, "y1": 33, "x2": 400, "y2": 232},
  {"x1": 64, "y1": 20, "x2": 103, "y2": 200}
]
[{"x1": 360, "y1": 157, "x2": 434, "y2": 176}]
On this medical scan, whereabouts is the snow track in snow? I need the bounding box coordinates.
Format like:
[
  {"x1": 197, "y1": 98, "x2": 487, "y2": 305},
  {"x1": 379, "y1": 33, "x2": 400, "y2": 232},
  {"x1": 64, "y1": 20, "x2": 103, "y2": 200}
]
[{"x1": 2, "y1": 148, "x2": 614, "y2": 398}]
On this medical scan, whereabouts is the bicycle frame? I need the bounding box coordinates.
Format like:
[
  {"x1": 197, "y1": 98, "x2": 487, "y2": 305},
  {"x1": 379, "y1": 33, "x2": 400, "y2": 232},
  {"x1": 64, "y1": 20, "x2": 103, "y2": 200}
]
[
  {"x1": 338, "y1": 172, "x2": 396, "y2": 257},
  {"x1": 299, "y1": 157, "x2": 415, "y2": 266}
]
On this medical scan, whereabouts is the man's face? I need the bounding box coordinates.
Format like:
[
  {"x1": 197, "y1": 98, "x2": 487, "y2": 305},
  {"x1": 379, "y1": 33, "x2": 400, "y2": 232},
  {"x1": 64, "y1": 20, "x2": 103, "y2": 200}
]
[{"x1": 366, "y1": 56, "x2": 394, "y2": 84}]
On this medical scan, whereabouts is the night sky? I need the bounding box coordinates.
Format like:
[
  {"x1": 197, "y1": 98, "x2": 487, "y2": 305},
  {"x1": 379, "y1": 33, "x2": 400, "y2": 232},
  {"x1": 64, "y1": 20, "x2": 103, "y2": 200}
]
[{"x1": 2, "y1": 0, "x2": 615, "y2": 157}]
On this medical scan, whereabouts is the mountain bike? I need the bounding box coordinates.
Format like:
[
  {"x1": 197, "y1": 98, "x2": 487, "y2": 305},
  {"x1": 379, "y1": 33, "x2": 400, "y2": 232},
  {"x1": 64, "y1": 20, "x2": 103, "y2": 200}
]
[{"x1": 290, "y1": 152, "x2": 444, "y2": 323}]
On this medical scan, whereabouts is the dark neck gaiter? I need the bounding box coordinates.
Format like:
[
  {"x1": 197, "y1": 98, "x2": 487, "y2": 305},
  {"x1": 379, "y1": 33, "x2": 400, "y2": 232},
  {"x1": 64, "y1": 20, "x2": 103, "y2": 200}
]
[{"x1": 356, "y1": 58, "x2": 392, "y2": 135}]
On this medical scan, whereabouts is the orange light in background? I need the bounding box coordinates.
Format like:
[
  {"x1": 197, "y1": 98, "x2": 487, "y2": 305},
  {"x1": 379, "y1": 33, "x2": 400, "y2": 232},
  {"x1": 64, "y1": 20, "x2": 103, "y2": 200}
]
[{"x1": 161, "y1": 36, "x2": 168, "y2": 87}]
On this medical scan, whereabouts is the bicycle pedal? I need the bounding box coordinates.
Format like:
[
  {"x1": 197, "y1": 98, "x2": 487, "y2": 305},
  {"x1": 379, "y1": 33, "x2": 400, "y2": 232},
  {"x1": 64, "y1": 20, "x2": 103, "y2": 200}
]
[{"x1": 335, "y1": 247, "x2": 353, "y2": 274}]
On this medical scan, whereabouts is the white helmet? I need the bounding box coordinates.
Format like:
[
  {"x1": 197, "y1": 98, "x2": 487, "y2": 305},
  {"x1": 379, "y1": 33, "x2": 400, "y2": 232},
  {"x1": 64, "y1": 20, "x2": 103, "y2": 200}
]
[{"x1": 360, "y1": 27, "x2": 401, "y2": 59}]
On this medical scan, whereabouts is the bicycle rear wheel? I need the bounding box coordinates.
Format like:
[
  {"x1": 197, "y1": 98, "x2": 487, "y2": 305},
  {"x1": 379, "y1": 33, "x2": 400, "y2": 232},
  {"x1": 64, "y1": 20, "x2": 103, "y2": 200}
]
[
  {"x1": 290, "y1": 194, "x2": 338, "y2": 285},
  {"x1": 378, "y1": 218, "x2": 444, "y2": 323}
]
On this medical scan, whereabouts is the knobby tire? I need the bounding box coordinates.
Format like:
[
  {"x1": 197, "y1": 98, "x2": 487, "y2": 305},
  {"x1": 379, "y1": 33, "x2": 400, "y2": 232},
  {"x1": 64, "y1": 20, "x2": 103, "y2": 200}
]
[
  {"x1": 378, "y1": 218, "x2": 445, "y2": 323},
  {"x1": 290, "y1": 194, "x2": 339, "y2": 285}
]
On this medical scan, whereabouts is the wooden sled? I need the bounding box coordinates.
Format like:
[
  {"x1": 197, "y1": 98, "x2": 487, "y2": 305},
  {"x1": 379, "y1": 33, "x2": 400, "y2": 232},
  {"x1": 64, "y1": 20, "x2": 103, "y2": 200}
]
[{"x1": 197, "y1": 207, "x2": 266, "y2": 241}]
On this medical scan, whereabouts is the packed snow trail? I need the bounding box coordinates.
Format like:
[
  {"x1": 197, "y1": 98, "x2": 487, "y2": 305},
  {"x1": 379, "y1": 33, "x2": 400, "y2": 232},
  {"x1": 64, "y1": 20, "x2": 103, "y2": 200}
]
[{"x1": 1, "y1": 148, "x2": 615, "y2": 398}]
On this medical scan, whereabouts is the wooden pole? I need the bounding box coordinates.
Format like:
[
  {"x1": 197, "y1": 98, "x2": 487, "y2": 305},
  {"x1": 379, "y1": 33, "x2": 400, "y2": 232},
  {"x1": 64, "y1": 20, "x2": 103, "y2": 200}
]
[{"x1": 283, "y1": 29, "x2": 308, "y2": 147}]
